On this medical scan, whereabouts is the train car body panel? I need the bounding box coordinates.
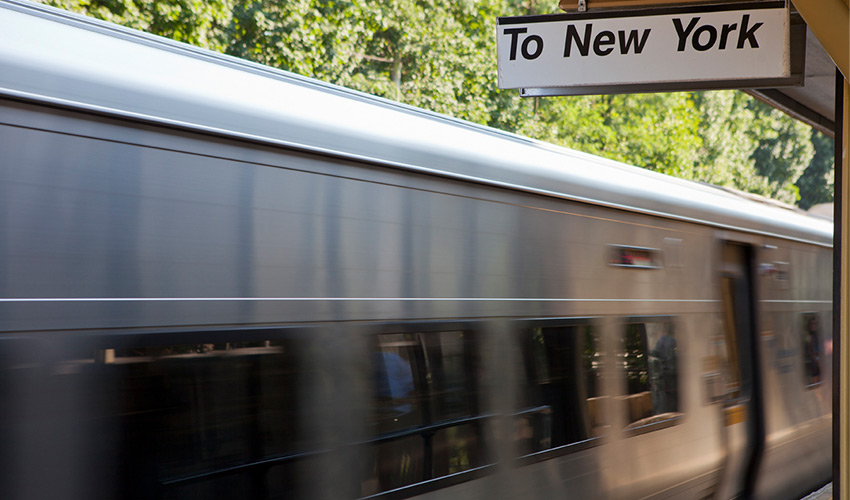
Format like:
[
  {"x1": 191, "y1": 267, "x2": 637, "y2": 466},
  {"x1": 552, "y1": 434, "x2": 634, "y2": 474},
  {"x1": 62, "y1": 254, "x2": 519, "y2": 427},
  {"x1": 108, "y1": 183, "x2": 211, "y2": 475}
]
[{"x1": 0, "y1": 1, "x2": 832, "y2": 499}]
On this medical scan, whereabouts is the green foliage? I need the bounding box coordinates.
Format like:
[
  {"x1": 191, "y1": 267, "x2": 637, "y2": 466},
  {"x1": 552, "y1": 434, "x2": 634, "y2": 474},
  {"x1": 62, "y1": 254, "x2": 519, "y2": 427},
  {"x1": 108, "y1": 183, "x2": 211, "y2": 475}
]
[
  {"x1": 524, "y1": 93, "x2": 702, "y2": 177},
  {"x1": 690, "y1": 91, "x2": 826, "y2": 206},
  {"x1": 749, "y1": 98, "x2": 815, "y2": 204},
  {"x1": 40, "y1": 0, "x2": 831, "y2": 207},
  {"x1": 797, "y1": 130, "x2": 835, "y2": 210},
  {"x1": 43, "y1": 0, "x2": 233, "y2": 50},
  {"x1": 339, "y1": 0, "x2": 504, "y2": 122},
  {"x1": 691, "y1": 91, "x2": 761, "y2": 191}
]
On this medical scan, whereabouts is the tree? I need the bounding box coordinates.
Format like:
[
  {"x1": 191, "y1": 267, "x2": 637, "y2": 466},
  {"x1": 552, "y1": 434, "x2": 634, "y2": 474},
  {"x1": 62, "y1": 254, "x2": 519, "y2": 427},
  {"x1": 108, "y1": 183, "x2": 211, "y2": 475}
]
[
  {"x1": 42, "y1": 0, "x2": 234, "y2": 50},
  {"x1": 797, "y1": 130, "x2": 835, "y2": 210},
  {"x1": 691, "y1": 91, "x2": 816, "y2": 205},
  {"x1": 748, "y1": 98, "x2": 815, "y2": 204},
  {"x1": 515, "y1": 93, "x2": 703, "y2": 178}
]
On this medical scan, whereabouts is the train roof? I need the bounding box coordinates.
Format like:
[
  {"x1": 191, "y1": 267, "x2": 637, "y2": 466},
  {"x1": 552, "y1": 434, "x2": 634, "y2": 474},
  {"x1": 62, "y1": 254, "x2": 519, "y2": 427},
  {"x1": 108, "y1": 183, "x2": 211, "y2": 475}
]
[{"x1": 0, "y1": 0, "x2": 833, "y2": 247}]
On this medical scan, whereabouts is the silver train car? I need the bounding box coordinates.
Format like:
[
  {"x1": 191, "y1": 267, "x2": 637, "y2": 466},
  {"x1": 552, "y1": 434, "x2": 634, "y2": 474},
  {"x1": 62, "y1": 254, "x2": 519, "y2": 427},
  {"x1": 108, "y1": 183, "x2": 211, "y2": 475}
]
[{"x1": 0, "y1": 1, "x2": 833, "y2": 499}]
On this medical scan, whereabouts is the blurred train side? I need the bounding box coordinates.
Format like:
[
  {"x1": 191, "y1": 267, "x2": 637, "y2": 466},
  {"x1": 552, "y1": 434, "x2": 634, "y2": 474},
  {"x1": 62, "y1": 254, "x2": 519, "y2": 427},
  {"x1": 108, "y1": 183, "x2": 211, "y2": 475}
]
[{"x1": 0, "y1": 1, "x2": 833, "y2": 499}]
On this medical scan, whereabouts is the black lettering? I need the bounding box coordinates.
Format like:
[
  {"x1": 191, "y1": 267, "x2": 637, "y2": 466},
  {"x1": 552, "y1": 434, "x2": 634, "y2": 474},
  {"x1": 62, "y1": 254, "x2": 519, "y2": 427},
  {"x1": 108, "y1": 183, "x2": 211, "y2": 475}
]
[
  {"x1": 521, "y1": 35, "x2": 544, "y2": 59},
  {"x1": 593, "y1": 31, "x2": 615, "y2": 56},
  {"x1": 504, "y1": 27, "x2": 528, "y2": 61},
  {"x1": 618, "y1": 29, "x2": 651, "y2": 54},
  {"x1": 692, "y1": 25, "x2": 717, "y2": 51},
  {"x1": 672, "y1": 17, "x2": 700, "y2": 52},
  {"x1": 564, "y1": 23, "x2": 592, "y2": 57},
  {"x1": 719, "y1": 23, "x2": 737, "y2": 50},
  {"x1": 737, "y1": 14, "x2": 763, "y2": 49}
]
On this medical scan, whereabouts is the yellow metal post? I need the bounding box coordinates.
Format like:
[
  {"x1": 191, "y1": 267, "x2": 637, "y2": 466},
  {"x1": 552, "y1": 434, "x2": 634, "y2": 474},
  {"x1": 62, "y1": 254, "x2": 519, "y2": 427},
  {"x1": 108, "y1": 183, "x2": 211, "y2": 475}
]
[
  {"x1": 793, "y1": 4, "x2": 850, "y2": 497},
  {"x1": 791, "y1": 0, "x2": 849, "y2": 79}
]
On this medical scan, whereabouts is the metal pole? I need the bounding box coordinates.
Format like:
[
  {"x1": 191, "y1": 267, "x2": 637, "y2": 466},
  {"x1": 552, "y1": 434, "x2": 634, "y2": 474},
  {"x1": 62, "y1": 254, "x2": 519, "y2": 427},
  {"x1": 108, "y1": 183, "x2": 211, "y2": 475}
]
[
  {"x1": 838, "y1": 69, "x2": 849, "y2": 500},
  {"x1": 835, "y1": 67, "x2": 843, "y2": 500}
]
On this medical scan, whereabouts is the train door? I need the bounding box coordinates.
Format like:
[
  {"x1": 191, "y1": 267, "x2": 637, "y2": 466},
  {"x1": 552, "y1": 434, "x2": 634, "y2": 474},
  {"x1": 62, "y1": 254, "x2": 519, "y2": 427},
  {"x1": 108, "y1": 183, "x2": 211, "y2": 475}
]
[{"x1": 715, "y1": 242, "x2": 765, "y2": 500}]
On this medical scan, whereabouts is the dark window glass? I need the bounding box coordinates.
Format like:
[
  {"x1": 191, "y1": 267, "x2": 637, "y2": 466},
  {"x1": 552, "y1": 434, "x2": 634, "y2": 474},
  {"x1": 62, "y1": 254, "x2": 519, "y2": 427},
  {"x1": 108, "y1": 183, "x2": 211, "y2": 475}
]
[
  {"x1": 582, "y1": 326, "x2": 606, "y2": 436},
  {"x1": 365, "y1": 329, "x2": 483, "y2": 496},
  {"x1": 517, "y1": 323, "x2": 602, "y2": 456},
  {"x1": 99, "y1": 338, "x2": 303, "y2": 500},
  {"x1": 622, "y1": 319, "x2": 680, "y2": 428},
  {"x1": 720, "y1": 277, "x2": 743, "y2": 398},
  {"x1": 802, "y1": 313, "x2": 824, "y2": 387}
]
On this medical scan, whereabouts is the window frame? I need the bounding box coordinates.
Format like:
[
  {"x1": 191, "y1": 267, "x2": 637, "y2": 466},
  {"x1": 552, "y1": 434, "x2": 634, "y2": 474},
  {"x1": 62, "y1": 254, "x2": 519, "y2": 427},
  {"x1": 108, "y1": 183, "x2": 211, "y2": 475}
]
[
  {"x1": 49, "y1": 324, "x2": 316, "y2": 499},
  {"x1": 364, "y1": 320, "x2": 491, "y2": 499},
  {"x1": 512, "y1": 317, "x2": 606, "y2": 466}
]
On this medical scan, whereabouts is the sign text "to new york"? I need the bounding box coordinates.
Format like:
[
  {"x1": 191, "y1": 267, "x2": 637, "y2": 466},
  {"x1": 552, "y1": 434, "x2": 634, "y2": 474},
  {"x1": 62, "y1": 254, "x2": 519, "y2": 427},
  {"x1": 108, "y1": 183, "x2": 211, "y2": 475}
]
[{"x1": 496, "y1": 2, "x2": 789, "y2": 90}]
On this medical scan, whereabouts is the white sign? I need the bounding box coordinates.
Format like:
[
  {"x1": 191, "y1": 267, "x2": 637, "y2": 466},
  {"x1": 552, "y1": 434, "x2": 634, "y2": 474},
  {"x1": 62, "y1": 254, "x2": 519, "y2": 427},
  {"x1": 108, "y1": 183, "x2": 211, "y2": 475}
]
[{"x1": 497, "y1": 3, "x2": 790, "y2": 90}]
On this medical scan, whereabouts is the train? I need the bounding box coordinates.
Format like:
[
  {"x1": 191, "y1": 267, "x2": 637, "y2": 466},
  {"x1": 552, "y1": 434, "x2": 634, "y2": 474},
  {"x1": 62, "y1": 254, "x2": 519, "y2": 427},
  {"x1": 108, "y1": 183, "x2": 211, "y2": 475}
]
[{"x1": 0, "y1": 0, "x2": 833, "y2": 499}]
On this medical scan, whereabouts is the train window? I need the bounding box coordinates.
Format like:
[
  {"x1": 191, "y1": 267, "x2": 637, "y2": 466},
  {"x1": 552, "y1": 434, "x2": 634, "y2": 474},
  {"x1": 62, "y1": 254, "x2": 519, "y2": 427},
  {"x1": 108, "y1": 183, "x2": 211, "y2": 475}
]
[
  {"x1": 516, "y1": 321, "x2": 603, "y2": 457},
  {"x1": 621, "y1": 318, "x2": 681, "y2": 430},
  {"x1": 364, "y1": 327, "x2": 484, "y2": 496},
  {"x1": 96, "y1": 335, "x2": 305, "y2": 500},
  {"x1": 802, "y1": 313, "x2": 824, "y2": 387}
]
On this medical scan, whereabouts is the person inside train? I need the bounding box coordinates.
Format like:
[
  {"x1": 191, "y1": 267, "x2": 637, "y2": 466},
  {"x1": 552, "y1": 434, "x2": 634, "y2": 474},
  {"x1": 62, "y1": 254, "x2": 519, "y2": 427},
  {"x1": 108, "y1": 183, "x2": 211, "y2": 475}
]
[{"x1": 374, "y1": 350, "x2": 415, "y2": 416}]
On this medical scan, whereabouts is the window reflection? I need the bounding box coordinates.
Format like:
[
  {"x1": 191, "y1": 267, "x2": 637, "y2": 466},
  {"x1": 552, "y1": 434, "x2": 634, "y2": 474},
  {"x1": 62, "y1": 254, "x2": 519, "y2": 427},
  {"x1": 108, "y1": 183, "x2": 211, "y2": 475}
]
[
  {"x1": 365, "y1": 329, "x2": 483, "y2": 496},
  {"x1": 802, "y1": 313, "x2": 823, "y2": 387},
  {"x1": 517, "y1": 322, "x2": 602, "y2": 457},
  {"x1": 103, "y1": 339, "x2": 303, "y2": 499},
  {"x1": 373, "y1": 335, "x2": 424, "y2": 432},
  {"x1": 622, "y1": 319, "x2": 680, "y2": 429}
]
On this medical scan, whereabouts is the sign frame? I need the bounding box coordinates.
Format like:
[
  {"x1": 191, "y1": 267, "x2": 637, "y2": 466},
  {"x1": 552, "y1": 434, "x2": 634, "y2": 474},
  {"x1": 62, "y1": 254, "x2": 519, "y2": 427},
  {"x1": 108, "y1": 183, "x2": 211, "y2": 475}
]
[{"x1": 496, "y1": 2, "x2": 805, "y2": 96}]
